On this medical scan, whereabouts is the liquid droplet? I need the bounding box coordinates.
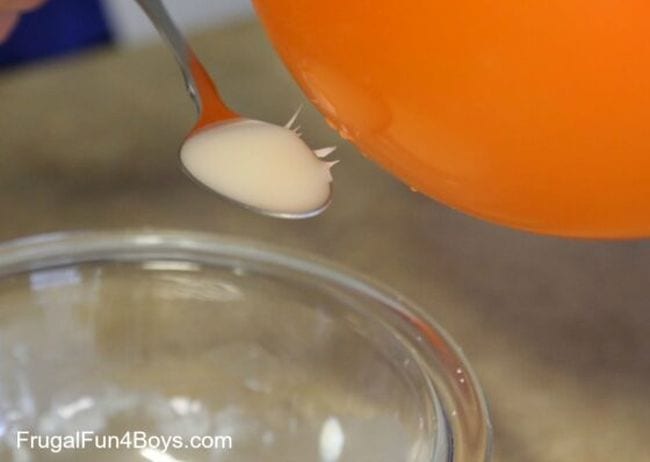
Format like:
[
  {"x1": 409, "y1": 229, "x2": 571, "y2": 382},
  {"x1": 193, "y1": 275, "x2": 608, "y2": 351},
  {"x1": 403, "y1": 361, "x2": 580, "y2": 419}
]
[
  {"x1": 338, "y1": 126, "x2": 352, "y2": 141},
  {"x1": 319, "y1": 417, "x2": 345, "y2": 462},
  {"x1": 325, "y1": 118, "x2": 339, "y2": 131}
]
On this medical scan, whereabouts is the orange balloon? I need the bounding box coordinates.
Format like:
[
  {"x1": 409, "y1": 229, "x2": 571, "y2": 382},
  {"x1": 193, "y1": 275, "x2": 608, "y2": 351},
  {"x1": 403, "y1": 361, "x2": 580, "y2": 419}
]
[{"x1": 253, "y1": 0, "x2": 650, "y2": 237}]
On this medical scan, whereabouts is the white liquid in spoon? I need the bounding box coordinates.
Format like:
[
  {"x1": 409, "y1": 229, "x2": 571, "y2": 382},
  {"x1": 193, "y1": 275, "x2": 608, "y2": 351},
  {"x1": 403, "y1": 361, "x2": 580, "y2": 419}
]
[{"x1": 180, "y1": 115, "x2": 337, "y2": 217}]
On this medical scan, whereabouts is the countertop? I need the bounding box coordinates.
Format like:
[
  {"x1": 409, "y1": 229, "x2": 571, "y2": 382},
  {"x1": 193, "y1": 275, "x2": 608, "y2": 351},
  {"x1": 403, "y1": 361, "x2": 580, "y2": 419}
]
[{"x1": 0, "y1": 21, "x2": 648, "y2": 462}]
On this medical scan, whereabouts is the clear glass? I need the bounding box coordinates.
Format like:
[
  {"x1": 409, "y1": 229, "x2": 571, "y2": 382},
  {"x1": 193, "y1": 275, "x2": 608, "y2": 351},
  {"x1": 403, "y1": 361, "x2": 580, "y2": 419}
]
[{"x1": 0, "y1": 231, "x2": 491, "y2": 462}]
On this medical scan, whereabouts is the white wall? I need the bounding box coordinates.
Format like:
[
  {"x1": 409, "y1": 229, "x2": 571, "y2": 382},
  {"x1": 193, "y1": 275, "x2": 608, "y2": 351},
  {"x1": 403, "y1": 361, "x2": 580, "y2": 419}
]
[{"x1": 101, "y1": 0, "x2": 254, "y2": 45}]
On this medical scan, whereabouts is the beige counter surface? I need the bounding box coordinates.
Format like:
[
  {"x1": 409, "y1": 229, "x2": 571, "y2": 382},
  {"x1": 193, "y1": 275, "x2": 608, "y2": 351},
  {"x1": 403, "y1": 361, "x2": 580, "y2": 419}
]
[{"x1": 0, "y1": 21, "x2": 648, "y2": 462}]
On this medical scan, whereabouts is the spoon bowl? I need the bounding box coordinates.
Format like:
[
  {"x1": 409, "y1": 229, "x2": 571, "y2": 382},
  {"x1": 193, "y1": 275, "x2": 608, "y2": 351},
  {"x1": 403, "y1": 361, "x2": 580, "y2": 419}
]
[{"x1": 135, "y1": 0, "x2": 335, "y2": 219}]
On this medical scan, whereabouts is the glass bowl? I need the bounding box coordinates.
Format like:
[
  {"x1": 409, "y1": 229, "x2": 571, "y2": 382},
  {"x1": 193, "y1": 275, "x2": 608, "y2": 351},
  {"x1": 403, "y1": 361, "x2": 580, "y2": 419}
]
[{"x1": 0, "y1": 231, "x2": 491, "y2": 462}]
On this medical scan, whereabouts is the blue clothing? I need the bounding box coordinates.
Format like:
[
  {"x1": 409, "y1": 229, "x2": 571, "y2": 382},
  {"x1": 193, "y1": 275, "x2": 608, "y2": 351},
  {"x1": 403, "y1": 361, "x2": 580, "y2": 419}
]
[{"x1": 0, "y1": 0, "x2": 112, "y2": 68}]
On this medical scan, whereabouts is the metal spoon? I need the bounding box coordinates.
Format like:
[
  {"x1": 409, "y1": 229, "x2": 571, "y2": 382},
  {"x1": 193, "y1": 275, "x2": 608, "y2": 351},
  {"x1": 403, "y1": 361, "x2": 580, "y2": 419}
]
[{"x1": 135, "y1": 0, "x2": 333, "y2": 219}]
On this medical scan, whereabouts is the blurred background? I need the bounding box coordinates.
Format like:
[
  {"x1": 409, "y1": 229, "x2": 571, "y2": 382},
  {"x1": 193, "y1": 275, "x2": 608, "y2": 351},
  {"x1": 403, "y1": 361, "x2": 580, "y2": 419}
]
[
  {"x1": 0, "y1": 1, "x2": 648, "y2": 462},
  {"x1": 0, "y1": 0, "x2": 253, "y2": 67}
]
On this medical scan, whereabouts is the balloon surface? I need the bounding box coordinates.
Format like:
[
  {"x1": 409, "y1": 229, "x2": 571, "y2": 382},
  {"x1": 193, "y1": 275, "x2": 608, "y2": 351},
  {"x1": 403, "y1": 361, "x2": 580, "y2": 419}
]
[{"x1": 254, "y1": 1, "x2": 650, "y2": 237}]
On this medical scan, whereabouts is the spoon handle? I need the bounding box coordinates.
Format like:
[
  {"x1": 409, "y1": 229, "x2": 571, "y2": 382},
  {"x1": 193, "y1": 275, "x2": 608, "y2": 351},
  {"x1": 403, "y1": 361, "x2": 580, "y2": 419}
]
[{"x1": 135, "y1": 0, "x2": 235, "y2": 122}]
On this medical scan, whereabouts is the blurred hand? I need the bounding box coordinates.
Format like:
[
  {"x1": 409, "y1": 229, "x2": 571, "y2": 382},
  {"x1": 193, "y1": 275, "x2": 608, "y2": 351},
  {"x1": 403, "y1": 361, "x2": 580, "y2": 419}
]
[{"x1": 0, "y1": 0, "x2": 46, "y2": 43}]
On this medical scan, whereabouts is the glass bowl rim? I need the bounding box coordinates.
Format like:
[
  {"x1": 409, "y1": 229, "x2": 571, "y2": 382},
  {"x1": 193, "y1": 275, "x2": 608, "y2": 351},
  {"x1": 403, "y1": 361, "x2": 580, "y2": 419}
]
[{"x1": 0, "y1": 229, "x2": 492, "y2": 462}]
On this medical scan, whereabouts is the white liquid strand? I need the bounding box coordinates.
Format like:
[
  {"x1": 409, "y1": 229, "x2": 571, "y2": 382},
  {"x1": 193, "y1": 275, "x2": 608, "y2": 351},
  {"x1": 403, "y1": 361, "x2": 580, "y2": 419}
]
[{"x1": 180, "y1": 117, "x2": 337, "y2": 216}]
